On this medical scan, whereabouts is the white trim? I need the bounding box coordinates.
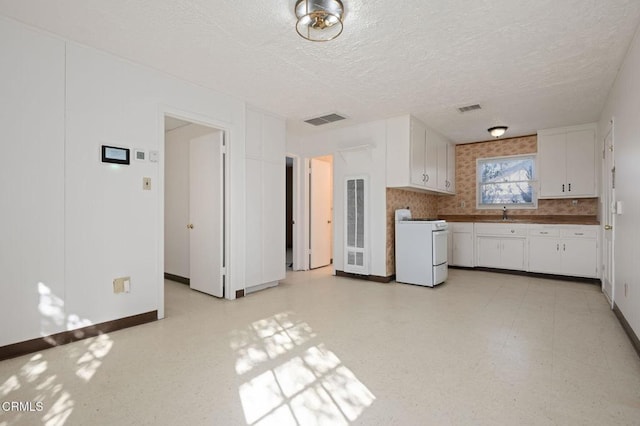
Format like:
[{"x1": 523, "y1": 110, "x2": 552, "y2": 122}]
[
  {"x1": 158, "y1": 106, "x2": 234, "y2": 320},
  {"x1": 285, "y1": 153, "x2": 304, "y2": 271}
]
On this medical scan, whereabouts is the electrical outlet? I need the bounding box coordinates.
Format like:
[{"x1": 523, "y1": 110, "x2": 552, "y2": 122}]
[
  {"x1": 113, "y1": 276, "x2": 130, "y2": 294},
  {"x1": 572, "y1": 199, "x2": 578, "y2": 205},
  {"x1": 143, "y1": 177, "x2": 151, "y2": 190},
  {"x1": 460, "y1": 201, "x2": 466, "y2": 208}
]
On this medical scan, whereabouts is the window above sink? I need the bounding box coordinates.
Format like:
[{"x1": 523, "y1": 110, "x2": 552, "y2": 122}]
[{"x1": 476, "y1": 154, "x2": 537, "y2": 210}]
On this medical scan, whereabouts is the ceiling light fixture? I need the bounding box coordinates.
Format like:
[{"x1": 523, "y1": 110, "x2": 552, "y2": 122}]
[
  {"x1": 295, "y1": 0, "x2": 344, "y2": 42},
  {"x1": 488, "y1": 126, "x2": 508, "y2": 138}
]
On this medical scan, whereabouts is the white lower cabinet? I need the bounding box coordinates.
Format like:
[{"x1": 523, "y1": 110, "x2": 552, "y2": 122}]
[
  {"x1": 449, "y1": 222, "x2": 474, "y2": 267},
  {"x1": 528, "y1": 226, "x2": 598, "y2": 278},
  {"x1": 477, "y1": 236, "x2": 525, "y2": 270},
  {"x1": 449, "y1": 222, "x2": 598, "y2": 279},
  {"x1": 475, "y1": 223, "x2": 527, "y2": 271}
]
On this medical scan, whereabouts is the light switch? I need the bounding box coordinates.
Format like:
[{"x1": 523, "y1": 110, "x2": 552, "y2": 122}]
[{"x1": 143, "y1": 177, "x2": 151, "y2": 190}]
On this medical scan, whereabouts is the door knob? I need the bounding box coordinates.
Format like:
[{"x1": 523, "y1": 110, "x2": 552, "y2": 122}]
[
  {"x1": 187, "y1": 224, "x2": 194, "y2": 229},
  {"x1": 604, "y1": 225, "x2": 612, "y2": 230}
]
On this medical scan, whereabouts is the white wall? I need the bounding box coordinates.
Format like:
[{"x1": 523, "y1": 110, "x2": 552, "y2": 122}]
[
  {"x1": 598, "y1": 25, "x2": 640, "y2": 338},
  {"x1": 0, "y1": 17, "x2": 254, "y2": 346},
  {"x1": 287, "y1": 120, "x2": 388, "y2": 277},
  {"x1": 164, "y1": 124, "x2": 220, "y2": 278},
  {"x1": 0, "y1": 18, "x2": 66, "y2": 345}
]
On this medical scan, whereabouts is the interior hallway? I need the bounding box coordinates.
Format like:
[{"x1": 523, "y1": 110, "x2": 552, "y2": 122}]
[{"x1": 1, "y1": 268, "x2": 639, "y2": 425}]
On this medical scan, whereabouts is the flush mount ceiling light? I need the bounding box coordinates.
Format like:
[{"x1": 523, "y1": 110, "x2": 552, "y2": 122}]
[
  {"x1": 295, "y1": 0, "x2": 344, "y2": 42},
  {"x1": 488, "y1": 126, "x2": 508, "y2": 138}
]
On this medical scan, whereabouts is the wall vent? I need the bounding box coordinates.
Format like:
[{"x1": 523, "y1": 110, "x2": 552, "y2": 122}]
[
  {"x1": 458, "y1": 104, "x2": 482, "y2": 113},
  {"x1": 304, "y1": 113, "x2": 346, "y2": 126}
]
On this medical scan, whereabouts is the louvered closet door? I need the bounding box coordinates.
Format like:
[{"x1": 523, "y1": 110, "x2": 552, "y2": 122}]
[{"x1": 344, "y1": 177, "x2": 368, "y2": 274}]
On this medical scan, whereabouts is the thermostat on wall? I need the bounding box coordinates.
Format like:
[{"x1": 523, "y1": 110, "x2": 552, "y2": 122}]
[
  {"x1": 134, "y1": 149, "x2": 146, "y2": 161},
  {"x1": 101, "y1": 145, "x2": 130, "y2": 165}
]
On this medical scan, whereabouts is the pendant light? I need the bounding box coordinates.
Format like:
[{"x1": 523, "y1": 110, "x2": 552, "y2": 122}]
[{"x1": 295, "y1": 0, "x2": 344, "y2": 42}]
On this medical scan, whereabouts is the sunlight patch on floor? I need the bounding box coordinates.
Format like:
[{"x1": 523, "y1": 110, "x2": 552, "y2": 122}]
[{"x1": 231, "y1": 312, "x2": 375, "y2": 425}]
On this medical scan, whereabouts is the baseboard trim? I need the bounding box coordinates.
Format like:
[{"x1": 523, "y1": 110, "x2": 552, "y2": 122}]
[
  {"x1": 462, "y1": 267, "x2": 601, "y2": 284},
  {"x1": 246, "y1": 281, "x2": 279, "y2": 295},
  {"x1": 613, "y1": 303, "x2": 640, "y2": 359},
  {"x1": 164, "y1": 273, "x2": 190, "y2": 285},
  {"x1": 0, "y1": 311, "x2": 158, "y2": 362},
  {"x1": 335, "y1": 270, "x2": 393, "y2": 283}
]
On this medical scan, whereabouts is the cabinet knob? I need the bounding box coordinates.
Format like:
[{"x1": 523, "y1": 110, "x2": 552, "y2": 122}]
[
  {"x1": 187, "y1": 224, "x2": 194, "y2": 229},
  {"x1": 425, "y1": 174, "x2": 429, "y2": 182},
  {"x1": 604, "y1": 225, "x2": 613, "y2": 230}
]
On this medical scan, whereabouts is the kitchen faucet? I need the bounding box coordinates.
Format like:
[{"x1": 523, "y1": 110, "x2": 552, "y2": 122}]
[{"x1": 502, "y1": 206, "x2": 508, "y2": 220}]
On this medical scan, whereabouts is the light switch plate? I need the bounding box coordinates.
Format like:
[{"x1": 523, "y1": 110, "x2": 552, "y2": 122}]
[
  {"x1": 113, "y1": 276, "x2": 130, "y2": 294},
  {"x1": 143, "y1": 177, "x2": 151, "y2": 190},
  {"x1": 149, "y1": 150, "x2": 159, "y2": 163}
]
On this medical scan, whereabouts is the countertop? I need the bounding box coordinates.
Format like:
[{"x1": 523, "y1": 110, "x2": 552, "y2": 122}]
[{"x1": 438, "y1": 215, "x2": 599, "y2": 225}]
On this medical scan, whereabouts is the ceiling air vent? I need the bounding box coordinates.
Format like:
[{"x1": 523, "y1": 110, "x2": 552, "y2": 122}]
[
  {"x1": 304, "y1": 113, "x2": 347, "y2": 126},
  {"x1": 458, "y1": 104, "x2": 482, "y2": 113}
]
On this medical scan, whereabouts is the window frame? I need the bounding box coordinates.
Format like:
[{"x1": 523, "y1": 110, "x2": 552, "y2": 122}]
[{"x1": 476, "y1": 154, "x2": 538, "y2": 210}]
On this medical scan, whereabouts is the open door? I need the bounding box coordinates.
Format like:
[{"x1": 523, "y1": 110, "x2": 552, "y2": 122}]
[
  {"x1": 188, "y1": 132, "x2": 224, "y2": 297},
  {"x1": 602, "y1": 124, "x2": 615, "y2": 306},
  {"x1": 309, "y1": 157, "x2": 333, "y2": 269}
]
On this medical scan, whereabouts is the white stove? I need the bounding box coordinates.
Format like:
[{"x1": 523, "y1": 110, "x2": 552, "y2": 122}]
[{"x1": 395, "y1": 209, "x2": 448, "y2": 287}]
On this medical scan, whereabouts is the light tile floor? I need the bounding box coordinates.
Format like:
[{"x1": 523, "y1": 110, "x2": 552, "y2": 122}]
[{"x1": 1, "y1": 268, "x2": 639, "y2": 425}]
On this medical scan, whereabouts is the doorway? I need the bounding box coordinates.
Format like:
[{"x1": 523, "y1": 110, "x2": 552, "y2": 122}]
[
  {"x1": 286, "y1": 156, "x2": 295, "y2": 270},
  {"x1": 164, "y1": 115, "x2": 226, "y2": 299},
  {"x1": 309, "y1": 155, "x2": 334, "y2": 269}
]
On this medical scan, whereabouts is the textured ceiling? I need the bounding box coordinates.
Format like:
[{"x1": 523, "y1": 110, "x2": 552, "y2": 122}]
[{"x1": 1, "y1": 0, "x2": 639, "y2": 143}]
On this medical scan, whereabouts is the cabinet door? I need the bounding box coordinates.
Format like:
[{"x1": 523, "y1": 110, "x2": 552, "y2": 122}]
[
  {"x1": 453, "y1": 232, "x2": 473, "y2": 267},
  {"x1": 538, "y1": 133, "x2": 566, "y2": 197},
  {"x1": 437, "y1": 141, "x2": 448, "y2": 191},
  {"x1": 477, "y1": 237, "x2": 502, "y2": 268},
  {"x1": 501, "y1": 238, "x2": 525, "y2": 270},
  {"x1": 565, "y1": 129, "x2": 596, "y2": 197},
  {"x1": 410, "y1": 121, "x2": 426, "y2": 186},
  {"x1": 528, "y1": 237, "x2": 562, "y2": 274},
  {"x1": 447, "y1": 143, "x2": 455, "y2": 193},
  {"x1": 447, "y1": 229, "x2": 453, "y2": 265},
  {"x1": 562, "y1": 238, "x2": 597, "y2": 277},
  {"x1": 245, "y1": 159, "x2": 264, "y2": 287},
  {"x1": 424, "y1": 128, "x2": 438, "y2": 189}
]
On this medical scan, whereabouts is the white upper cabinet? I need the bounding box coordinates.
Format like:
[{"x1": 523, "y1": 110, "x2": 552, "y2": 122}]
[
  {"x1": 437, "y1": 136, "x2": 455, "y2": 194},
  {"x1": 537, "y1": 124, "x2": 597, "y2": 198},
  {"x1": 387, "y1": 115, "x2": 455, "y2": 195}
]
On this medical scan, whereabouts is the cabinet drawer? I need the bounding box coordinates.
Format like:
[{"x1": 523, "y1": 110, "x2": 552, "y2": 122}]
[
  {"x1": 475, "y1": 223, "x2": 527, "y2": 236},
  {"x1": 450, "y1": 222, "x2": 473, "y2": 233},
  {"x1": 560, "y1": 228, "x2": 597, "y2": 238},
  {"x1": 529, "y1": 228, "x2": 560, "y2": 237}
]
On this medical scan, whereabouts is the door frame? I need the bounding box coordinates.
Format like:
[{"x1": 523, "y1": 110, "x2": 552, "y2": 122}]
[
  {"x1": 285, "y1": 153, "x2": 303, "y2": 271},
  {"x1": 601, "y1": 119, "x2": 615, "y2": 307},
  {"x1": 158, "y1": 107, "x2": 232, "y2": 319}
]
